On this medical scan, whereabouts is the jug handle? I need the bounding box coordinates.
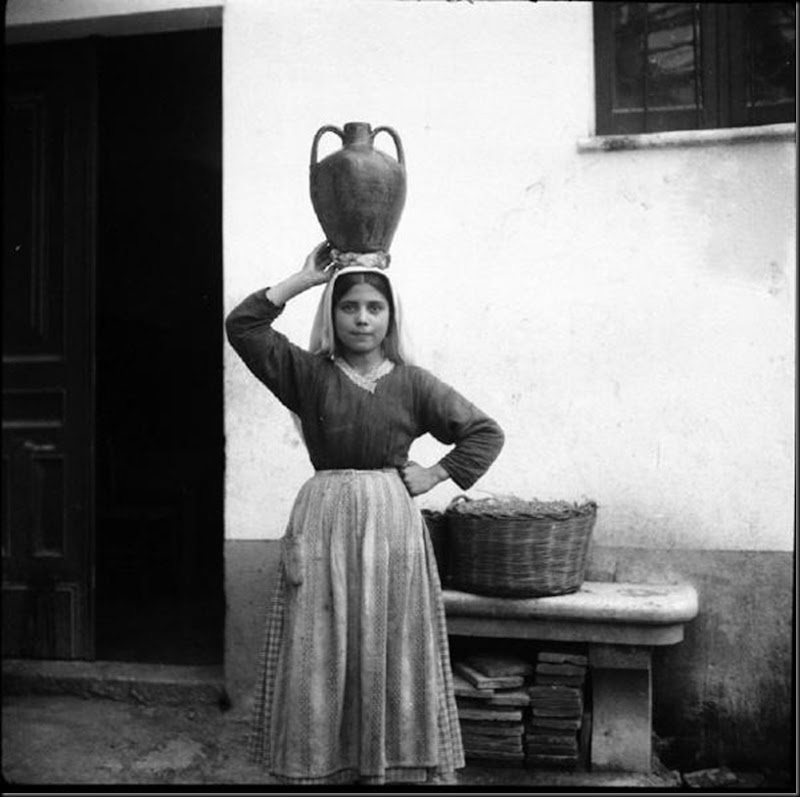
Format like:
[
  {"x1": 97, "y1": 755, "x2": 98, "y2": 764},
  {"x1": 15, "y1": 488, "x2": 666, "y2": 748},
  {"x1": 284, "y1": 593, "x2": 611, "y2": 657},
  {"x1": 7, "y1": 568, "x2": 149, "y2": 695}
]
[
  {"x1": 372, "y1": 126, "x2": 405, "y2": 167},
  {"x1": 310, "y1": 125, "x2": 344, "y2": 168}
]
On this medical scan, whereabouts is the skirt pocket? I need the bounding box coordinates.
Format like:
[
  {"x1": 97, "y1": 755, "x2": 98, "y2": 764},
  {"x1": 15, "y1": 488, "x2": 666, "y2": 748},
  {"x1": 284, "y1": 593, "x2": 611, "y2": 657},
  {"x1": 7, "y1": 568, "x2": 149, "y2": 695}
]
[{"x1": 282, "y1": 533, "x2": 305, "y2": 586}]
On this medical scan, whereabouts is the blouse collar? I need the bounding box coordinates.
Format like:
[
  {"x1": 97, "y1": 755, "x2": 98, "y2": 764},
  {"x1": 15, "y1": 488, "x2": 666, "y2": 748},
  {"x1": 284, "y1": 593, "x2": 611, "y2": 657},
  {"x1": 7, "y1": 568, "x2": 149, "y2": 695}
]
[{"x1": 334, "y1": 357, "x2": 395, "y2": 393}]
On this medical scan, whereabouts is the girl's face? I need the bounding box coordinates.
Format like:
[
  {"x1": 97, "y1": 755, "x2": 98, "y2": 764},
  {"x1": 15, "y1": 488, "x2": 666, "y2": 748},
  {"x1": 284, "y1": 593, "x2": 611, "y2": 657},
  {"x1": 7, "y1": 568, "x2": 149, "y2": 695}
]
[{"x1": 333, "y1": 283, "x2": 391, "y2": 358}]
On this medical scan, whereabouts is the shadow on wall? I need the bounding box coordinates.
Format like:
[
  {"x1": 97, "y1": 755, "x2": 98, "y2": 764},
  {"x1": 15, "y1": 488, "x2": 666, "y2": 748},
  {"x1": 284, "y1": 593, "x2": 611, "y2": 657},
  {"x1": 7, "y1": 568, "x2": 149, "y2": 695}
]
[{"x1": 595, "y1": 547, "x2": 793, "y2": 773}]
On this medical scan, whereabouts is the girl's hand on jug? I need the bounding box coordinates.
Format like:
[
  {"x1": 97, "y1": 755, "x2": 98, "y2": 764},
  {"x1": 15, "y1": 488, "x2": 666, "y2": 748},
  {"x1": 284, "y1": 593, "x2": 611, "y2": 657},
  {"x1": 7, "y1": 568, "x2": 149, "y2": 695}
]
[{"x1": 301, "y1": 241, "x2": 334, "y2": 286}]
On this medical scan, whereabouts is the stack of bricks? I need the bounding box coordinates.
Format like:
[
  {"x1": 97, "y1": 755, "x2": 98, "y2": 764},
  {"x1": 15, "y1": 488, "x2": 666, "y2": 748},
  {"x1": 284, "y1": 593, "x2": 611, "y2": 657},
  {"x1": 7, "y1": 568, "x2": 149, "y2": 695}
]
[
  {"x1": 524, "y1": 650, "x2": 588, "y2": 770},
  {"x1": 452, "y1": 654, "x2": 533, "y2": 767}
]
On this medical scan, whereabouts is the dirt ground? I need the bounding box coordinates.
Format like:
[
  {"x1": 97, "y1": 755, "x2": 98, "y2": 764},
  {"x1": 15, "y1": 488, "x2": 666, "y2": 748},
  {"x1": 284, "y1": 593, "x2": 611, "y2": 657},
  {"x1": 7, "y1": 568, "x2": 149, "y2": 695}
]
[
  {"x1": 2, "y1": 693, "x2": 696, "y2": 789},
  {"x1": 2, "y1": 694, "x2": 266, "y2": 786}
]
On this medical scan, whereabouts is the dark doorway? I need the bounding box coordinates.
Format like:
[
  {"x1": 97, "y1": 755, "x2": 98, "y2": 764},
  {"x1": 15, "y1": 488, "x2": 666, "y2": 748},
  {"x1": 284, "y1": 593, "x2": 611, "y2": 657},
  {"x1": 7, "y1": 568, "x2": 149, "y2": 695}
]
[{"x1": 94, "y1": 29, "x2": 223, "y2": 665}]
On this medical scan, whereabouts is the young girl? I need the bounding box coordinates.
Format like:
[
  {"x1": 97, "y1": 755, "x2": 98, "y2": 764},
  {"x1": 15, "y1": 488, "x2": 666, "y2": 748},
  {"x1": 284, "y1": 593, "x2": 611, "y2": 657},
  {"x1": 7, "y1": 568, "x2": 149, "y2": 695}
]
[{"x1": 225, "y1": 242, "x2": 504, "y2": 785}]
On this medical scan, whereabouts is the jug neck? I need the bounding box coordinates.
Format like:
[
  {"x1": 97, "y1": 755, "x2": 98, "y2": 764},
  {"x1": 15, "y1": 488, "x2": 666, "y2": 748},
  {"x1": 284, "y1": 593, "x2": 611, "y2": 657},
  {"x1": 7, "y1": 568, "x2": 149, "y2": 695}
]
[{"x1": 343, "y1": 122, "x2": 372, "y2": 147}]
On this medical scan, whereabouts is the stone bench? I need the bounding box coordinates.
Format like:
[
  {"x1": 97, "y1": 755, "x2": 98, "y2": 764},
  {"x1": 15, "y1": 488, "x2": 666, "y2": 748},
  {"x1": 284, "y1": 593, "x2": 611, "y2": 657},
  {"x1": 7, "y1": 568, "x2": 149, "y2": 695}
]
[{"x1": 443, "y1": 581, "x2": 699, "y2": 773}]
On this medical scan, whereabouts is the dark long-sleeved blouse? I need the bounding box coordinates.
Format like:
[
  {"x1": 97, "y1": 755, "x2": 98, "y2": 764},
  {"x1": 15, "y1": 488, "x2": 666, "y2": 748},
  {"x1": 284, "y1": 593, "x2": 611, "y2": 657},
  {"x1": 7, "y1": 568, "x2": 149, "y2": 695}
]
[{"x1": 225, "y1": 290, "x2": 504, "y2": 490}]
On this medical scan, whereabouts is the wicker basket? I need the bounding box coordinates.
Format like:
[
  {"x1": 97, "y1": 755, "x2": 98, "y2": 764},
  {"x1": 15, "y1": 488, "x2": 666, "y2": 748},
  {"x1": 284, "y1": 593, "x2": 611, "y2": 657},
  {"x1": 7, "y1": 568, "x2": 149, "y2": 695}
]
[
  {"x1": 422, "y1": 509, "x2": 450, "y2": 586},
  {"x1": 446, "y1": 496, "x2": 597, "y2": 598}
]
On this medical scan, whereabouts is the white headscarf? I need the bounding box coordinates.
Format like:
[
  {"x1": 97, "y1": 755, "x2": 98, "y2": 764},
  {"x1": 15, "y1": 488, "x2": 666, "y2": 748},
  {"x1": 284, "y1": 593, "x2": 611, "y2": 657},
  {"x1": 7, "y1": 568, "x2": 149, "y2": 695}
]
[{"x1": 308, "y1": 264, "x2": 413, "y2": 364}]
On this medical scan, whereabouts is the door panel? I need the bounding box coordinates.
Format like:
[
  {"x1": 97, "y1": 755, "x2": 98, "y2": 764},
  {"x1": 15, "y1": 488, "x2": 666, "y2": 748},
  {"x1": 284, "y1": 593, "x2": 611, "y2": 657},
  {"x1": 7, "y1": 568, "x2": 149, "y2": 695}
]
[{"x1": 2, "y1": 41, "x2": 96, "y2": 659}]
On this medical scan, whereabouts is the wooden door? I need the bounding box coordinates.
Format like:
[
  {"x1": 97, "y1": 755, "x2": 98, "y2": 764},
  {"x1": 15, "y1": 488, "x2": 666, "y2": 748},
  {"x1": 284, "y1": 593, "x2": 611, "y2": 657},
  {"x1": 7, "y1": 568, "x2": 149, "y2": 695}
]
[{"x1": 2, "y1": 41, "x2": 96, "y2": 659}]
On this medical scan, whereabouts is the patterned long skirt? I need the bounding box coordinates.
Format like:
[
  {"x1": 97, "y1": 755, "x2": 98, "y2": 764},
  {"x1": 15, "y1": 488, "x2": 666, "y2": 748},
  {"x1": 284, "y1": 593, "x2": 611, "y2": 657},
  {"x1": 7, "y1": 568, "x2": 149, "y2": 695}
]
[{"x1": 247, "y1": 469, "x2": 464, "y2": 785}]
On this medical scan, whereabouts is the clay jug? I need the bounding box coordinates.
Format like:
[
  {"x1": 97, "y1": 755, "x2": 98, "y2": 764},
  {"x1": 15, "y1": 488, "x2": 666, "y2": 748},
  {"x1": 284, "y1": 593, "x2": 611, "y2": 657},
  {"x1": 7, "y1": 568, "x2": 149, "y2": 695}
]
[{"x1": 309, "y1": 122, "x2": 406, "y2": 254}]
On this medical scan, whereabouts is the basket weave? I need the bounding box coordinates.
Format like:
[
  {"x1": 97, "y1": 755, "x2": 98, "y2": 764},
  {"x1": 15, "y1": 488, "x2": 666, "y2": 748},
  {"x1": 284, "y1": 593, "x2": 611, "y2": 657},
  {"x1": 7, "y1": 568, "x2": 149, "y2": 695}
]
[
  {"x1": 421, "y1": 509, "x2": 449, "y2": 586},
  {"x1": 446, "y1": 496, "x2": 597, "y2": 598}
]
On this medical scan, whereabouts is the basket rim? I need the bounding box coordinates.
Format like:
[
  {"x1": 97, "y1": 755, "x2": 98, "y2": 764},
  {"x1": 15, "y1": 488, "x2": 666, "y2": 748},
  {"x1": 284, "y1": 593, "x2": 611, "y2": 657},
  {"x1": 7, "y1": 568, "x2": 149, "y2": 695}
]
[
  {"x1": 445, "y1": 495, "x2": 597, "y2": 521},
  {"x1": 447, "y1": 505, "x2": 597, "y2": 521}
]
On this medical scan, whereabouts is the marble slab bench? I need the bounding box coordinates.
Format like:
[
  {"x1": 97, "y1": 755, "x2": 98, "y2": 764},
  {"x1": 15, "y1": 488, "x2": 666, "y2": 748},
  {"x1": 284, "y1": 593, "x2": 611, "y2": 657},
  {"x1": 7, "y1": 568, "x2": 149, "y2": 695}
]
[{"x1": 443, "y1": 581, "x2": 699, "y2": 773}]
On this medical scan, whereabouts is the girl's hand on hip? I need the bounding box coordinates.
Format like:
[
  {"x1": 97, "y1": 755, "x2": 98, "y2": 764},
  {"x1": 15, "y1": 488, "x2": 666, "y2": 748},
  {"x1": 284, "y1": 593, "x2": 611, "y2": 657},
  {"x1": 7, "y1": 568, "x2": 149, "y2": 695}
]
[{"x1": 400, "y1": 461, "x2": 448, "y2": 496}]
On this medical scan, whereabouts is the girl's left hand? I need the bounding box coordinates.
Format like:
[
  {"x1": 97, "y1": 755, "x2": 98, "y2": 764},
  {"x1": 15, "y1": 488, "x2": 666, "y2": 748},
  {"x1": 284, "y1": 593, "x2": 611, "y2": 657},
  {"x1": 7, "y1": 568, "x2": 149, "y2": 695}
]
[{"x1": 400, "y1": 461, "x2": 447, "y2": 496}]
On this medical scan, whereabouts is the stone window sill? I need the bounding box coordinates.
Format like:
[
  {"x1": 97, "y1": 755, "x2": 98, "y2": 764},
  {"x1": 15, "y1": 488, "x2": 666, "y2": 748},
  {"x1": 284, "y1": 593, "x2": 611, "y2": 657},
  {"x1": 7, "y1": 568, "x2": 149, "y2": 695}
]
[{"x1": 577, "y1": 122, "x2": 796, "y2": 153}]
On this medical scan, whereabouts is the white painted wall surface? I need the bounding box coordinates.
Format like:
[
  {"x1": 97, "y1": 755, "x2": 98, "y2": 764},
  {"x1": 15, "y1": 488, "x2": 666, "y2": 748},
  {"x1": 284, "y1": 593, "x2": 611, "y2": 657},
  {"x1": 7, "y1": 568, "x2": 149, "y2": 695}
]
[
  {"x1": 15, "y1": 0, "x2": 790, "y2": 552},
  {"x1": 223, "y1": 0, "x2": 795, "y2": 551}
]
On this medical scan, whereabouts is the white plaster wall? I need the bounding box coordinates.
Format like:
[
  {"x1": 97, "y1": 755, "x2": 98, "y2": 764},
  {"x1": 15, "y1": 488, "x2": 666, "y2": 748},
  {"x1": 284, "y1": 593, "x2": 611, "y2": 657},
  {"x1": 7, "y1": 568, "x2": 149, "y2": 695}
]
[
  {"x1": 7, "y1": 0, "x2": 792, "y2": 552},
  {"x1": 223, "y1": 0, "x2": 794, "y2": 551}
]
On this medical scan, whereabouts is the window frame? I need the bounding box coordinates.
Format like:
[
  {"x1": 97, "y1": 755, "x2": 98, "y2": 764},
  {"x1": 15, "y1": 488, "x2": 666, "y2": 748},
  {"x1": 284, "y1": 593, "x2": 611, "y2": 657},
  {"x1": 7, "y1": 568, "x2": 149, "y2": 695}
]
[{"x1": 593, "y1": 3, "x2": 795, "y2": 136}]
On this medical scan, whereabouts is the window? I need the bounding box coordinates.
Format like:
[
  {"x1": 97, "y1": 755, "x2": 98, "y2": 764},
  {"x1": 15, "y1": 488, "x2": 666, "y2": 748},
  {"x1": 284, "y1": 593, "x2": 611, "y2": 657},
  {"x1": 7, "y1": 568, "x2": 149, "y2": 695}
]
[{"x1": 594, "y1": 3, "x2": 796, "y2": 135}]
